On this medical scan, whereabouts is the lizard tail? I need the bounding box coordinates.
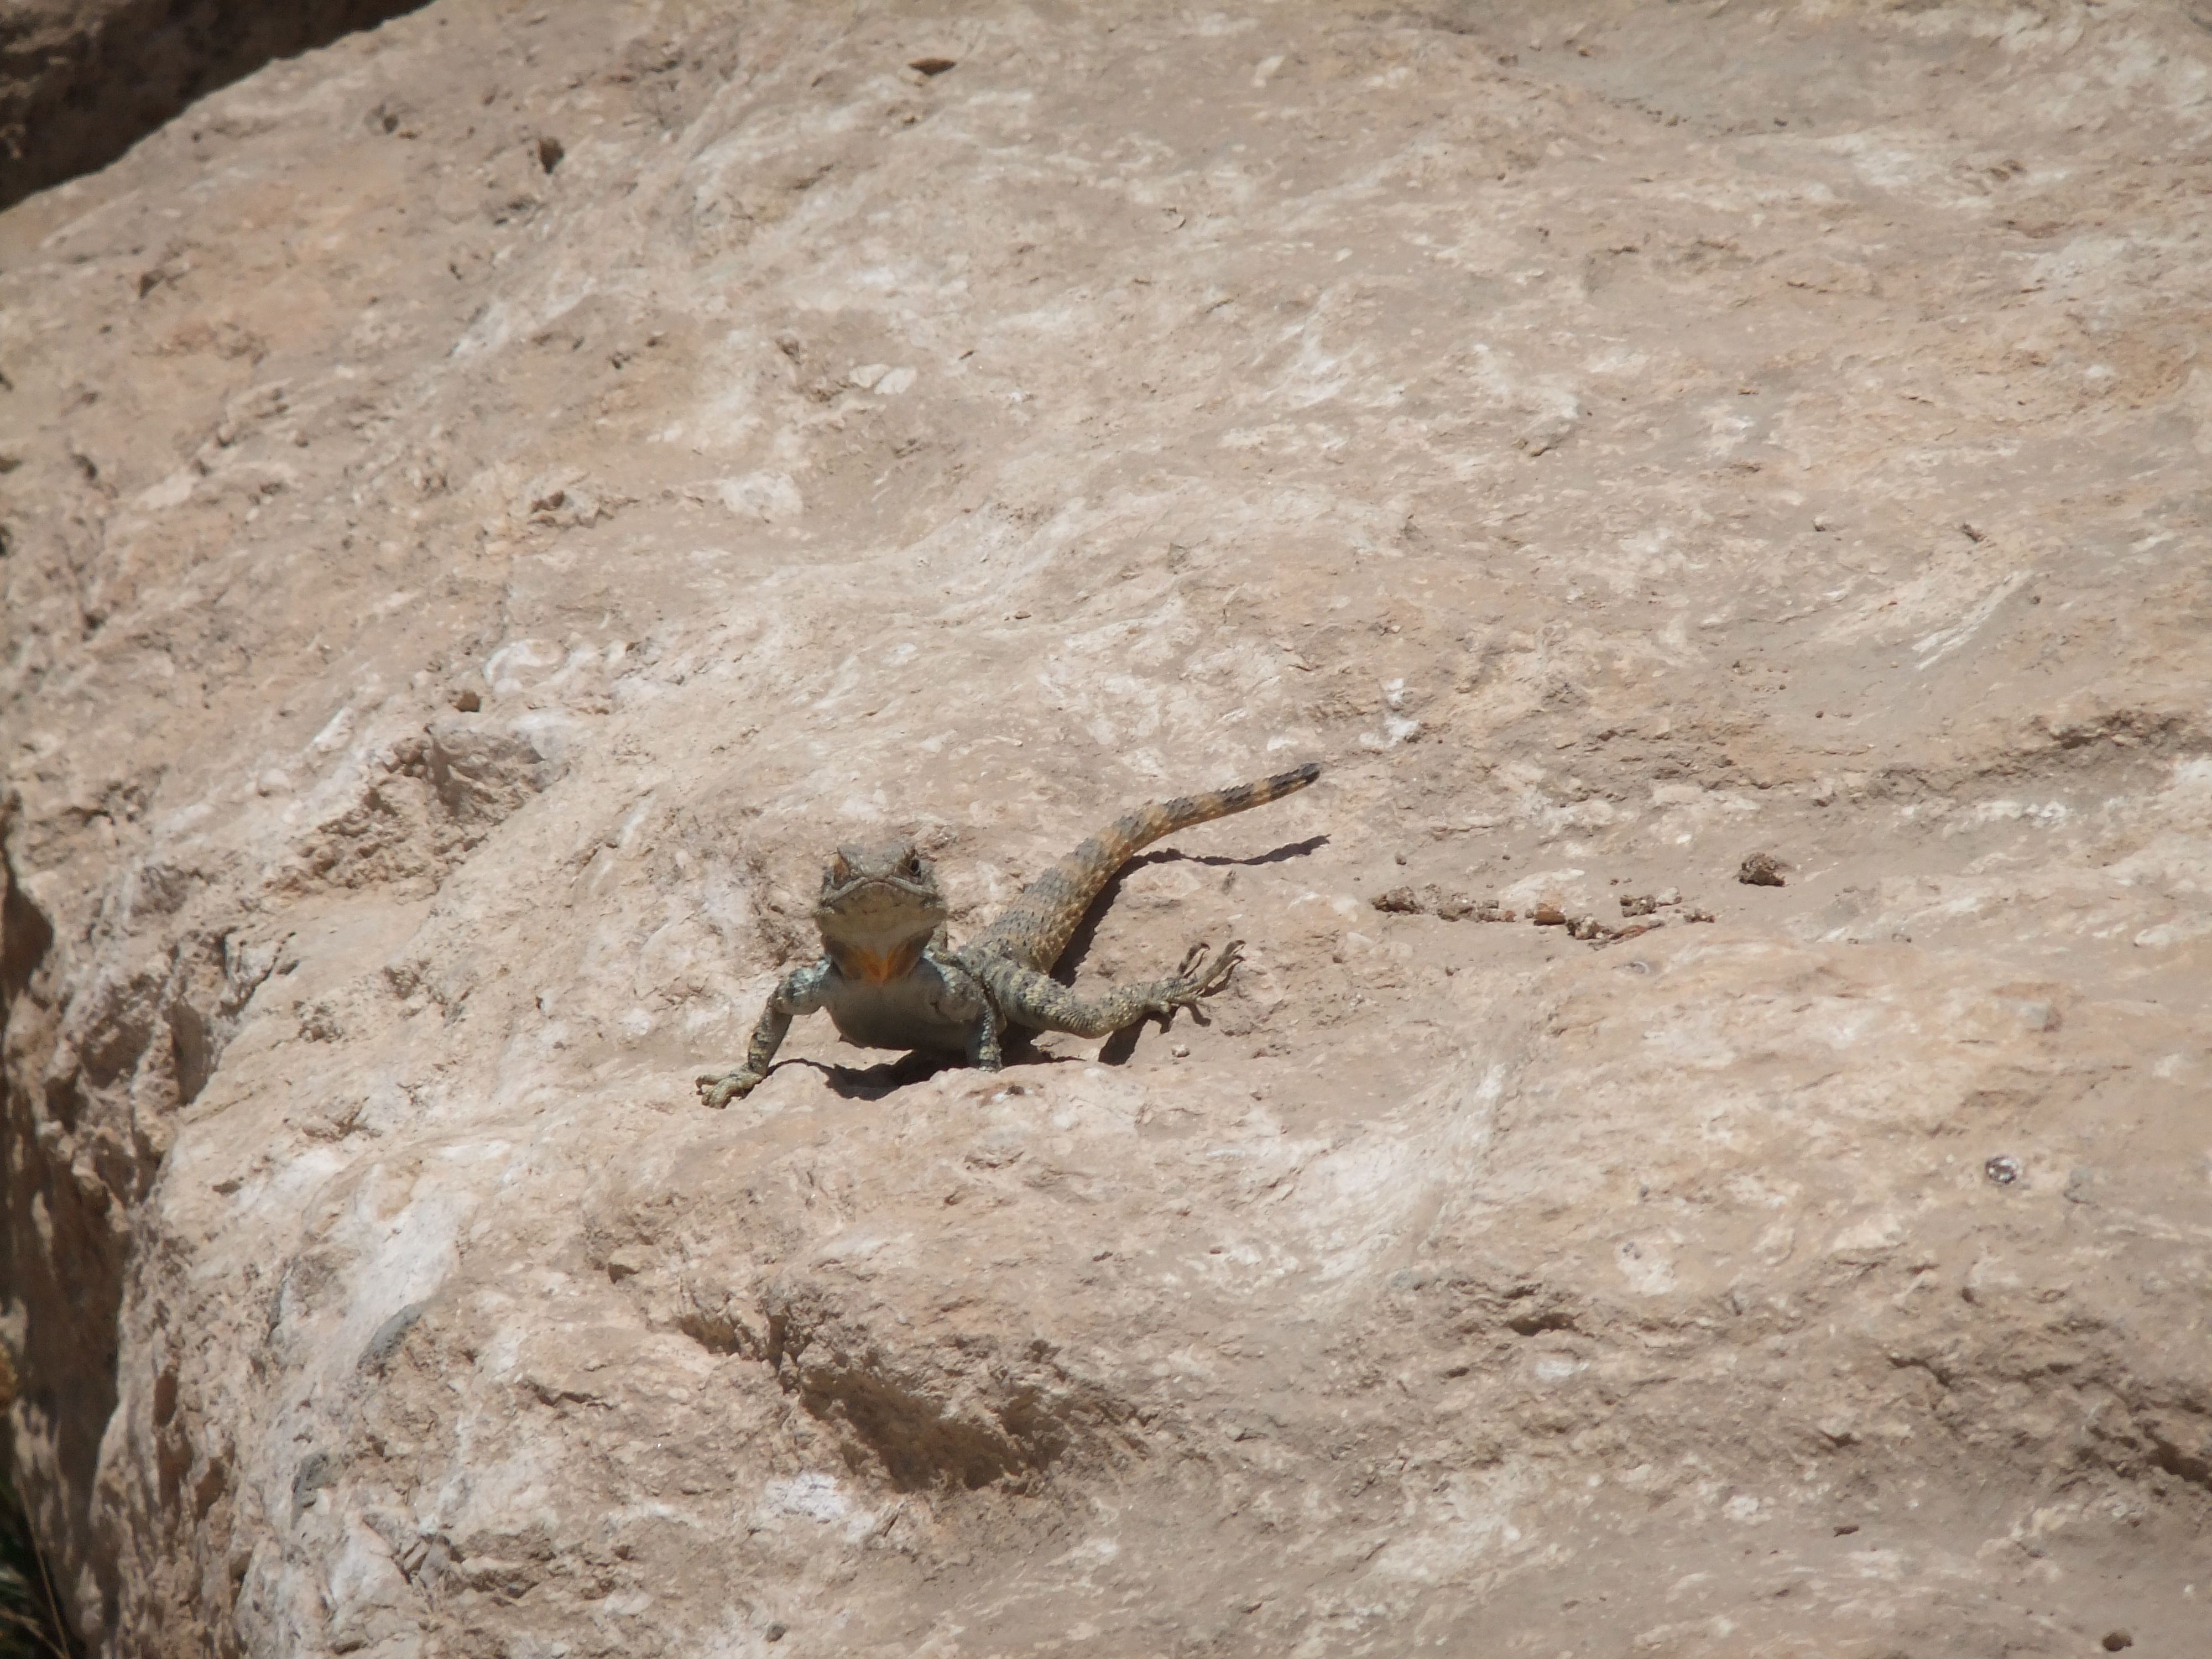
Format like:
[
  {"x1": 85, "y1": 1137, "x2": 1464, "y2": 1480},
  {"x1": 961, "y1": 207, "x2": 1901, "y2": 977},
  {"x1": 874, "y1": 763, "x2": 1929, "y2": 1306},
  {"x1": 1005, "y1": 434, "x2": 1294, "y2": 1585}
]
[{"x1": 977, "y1": 762, "x2": 1322, "y2": 972}]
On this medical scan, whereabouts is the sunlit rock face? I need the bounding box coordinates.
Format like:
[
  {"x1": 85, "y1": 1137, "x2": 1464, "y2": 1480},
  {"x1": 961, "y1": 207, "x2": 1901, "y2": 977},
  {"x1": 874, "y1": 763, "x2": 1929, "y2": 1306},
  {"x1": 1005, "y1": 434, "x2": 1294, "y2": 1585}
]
[{"x1": 2, "y1": 2, "x2": 2209, "y2": 1653}]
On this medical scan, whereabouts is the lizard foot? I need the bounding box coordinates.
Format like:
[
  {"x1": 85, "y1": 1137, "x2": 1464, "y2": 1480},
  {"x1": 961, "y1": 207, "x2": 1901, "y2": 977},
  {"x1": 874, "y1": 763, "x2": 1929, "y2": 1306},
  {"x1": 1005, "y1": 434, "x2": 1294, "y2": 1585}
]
[
  {"x1": 1157, "y1": 939, "x2": 1245, "y2": 1015},
  {"x1": 696, "y1": 1068, "x2": 766, "y2": 1109}
]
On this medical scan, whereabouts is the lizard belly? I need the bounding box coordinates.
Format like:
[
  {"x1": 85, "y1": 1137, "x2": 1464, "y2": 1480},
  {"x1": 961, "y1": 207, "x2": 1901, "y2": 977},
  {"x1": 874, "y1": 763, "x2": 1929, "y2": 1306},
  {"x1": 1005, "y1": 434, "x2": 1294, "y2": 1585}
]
[{"x1": 821, "y1": 957, "x2": 978, "y2": 1052}]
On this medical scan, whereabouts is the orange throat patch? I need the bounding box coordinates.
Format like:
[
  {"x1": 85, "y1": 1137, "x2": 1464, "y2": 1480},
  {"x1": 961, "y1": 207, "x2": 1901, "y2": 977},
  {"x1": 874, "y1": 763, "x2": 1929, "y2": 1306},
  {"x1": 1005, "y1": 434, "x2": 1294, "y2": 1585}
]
[{"x1": 830, "y1": 938, "x2": 928, "y2": 985}]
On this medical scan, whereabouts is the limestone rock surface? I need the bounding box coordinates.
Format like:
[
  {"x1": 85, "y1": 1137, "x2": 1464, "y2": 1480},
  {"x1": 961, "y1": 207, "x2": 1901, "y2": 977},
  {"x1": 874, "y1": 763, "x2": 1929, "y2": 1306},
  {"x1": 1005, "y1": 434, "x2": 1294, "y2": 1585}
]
[{"x1": 3, "y1": 3, "x2": 2210, "y2": 1655}]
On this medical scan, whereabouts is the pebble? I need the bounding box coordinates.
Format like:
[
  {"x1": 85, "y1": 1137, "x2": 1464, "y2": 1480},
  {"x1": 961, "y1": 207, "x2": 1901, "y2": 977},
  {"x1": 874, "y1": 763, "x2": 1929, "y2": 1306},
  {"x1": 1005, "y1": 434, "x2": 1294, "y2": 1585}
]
[{"x1": 1738, "y1": 852, "x2": 1786, "y2": 887}]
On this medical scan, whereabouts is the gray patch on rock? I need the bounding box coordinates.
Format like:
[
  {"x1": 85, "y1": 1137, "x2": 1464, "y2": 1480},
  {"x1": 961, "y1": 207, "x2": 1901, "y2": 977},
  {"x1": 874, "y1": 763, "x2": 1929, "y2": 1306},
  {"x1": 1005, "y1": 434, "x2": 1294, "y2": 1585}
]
[
  {"x1": 358, "y1": 1302, "x2": 426, "y2": 1374},
  {"x1": 291, "y1": 1450, "x2": 336, "y2": 1515}
]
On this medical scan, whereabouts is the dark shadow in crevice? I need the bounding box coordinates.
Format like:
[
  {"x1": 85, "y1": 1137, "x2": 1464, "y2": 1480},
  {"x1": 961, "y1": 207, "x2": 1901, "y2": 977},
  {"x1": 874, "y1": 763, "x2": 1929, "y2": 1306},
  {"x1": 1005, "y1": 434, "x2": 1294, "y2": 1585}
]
[
  {"x1": 1, "y1": 836, "x2": 86, "y2": 1657},
  {"x1": 0, "y1": 1465, "x2": 82, "y2": 1659},
  {"x1": 1, "y1": 0, "x2": 436, "y2": 212}
]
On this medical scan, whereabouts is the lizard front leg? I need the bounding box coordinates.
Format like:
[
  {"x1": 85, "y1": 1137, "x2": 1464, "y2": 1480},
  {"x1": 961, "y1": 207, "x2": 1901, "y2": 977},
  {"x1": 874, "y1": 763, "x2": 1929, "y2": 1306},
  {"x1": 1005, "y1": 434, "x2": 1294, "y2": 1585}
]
[
  {"x1": 696, "y1": 961, "x2": 833, "y2": 1107},
  {"x1": 926, "y1": 953, "x2": 1001, "y2": 1072},
  {"x1": 957, "y1": 942, "x2": 1244, "y2": 1040}
]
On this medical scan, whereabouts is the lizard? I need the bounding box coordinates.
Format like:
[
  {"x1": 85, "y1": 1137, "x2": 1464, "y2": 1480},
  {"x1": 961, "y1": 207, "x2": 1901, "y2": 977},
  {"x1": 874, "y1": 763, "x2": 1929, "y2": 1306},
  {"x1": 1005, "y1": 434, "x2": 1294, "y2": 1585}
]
[{"x1": 696, "y1": 761, "x2": 1321, "y2": 1106}]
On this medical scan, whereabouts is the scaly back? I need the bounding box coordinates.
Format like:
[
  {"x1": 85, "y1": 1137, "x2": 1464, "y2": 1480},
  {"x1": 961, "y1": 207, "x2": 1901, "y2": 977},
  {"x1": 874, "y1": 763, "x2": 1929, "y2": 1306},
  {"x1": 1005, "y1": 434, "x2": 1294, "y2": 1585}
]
[{"x1": 971, "y1": 762, "x2": 1321, "y2": 972}]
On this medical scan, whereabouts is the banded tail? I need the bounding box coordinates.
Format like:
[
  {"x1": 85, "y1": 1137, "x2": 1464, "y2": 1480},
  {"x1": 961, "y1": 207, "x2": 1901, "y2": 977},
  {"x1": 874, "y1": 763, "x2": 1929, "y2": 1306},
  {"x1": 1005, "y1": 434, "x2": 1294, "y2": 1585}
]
[{"x1": 974, "y1": 762, "x2": 1322, "y2": 972}]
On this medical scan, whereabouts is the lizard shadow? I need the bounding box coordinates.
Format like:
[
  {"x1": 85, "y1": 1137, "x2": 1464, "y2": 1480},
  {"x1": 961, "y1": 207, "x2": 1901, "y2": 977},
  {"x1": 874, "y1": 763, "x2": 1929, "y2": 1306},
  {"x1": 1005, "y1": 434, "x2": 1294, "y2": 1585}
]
[
  {"x1": 1059, "y1": 833, "x2": 1329, "y2": 1067},
  {"x1": 1055, "y1": 834, "x2": 1329, "y2": 983},
  {"x1": 805, "y1": 1042, "x2": 1088, "y2": 1101}
]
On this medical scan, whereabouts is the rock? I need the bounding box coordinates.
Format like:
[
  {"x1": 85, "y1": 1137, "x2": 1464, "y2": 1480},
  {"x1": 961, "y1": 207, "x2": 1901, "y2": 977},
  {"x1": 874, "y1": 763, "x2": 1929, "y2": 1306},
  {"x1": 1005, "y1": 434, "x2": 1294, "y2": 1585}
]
[
  {"x1": 421, "y1": 714, "x2": 574, "y2": 825},
  {"x1": 0, "y1": 0, "x2": 430, "y2": 211},
  {"x1": 1738, "y1": 851, "x2": 1786, "y2": 887},
  {"x1": 3, "y1": 2, "x2": 2210, "y2": 1656}
]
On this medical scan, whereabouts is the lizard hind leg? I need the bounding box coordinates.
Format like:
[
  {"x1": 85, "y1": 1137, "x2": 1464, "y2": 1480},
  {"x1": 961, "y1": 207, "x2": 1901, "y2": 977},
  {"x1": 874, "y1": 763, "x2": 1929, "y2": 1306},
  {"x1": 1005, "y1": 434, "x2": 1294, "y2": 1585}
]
[{"x1": 957, "y1": 941, "x2": 1246, "y2": 1043}]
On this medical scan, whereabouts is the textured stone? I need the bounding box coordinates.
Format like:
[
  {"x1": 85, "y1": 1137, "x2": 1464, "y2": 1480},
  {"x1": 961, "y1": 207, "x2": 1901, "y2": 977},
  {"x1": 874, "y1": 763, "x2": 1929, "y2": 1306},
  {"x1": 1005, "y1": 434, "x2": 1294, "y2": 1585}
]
[
  {"x1": 2, "y1": 2, "x2": 2210, "y2": 1655},
  {"x1": 0, "y1": 0, "x2": 431, "y2": 211}
]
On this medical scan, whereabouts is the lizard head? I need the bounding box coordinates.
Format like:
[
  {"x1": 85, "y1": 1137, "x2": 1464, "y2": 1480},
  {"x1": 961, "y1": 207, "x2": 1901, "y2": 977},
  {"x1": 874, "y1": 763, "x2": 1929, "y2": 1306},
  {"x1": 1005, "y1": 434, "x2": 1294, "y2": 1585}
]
[{"x1": 813, "y1": 841, "x2": 947, "y2": 984}]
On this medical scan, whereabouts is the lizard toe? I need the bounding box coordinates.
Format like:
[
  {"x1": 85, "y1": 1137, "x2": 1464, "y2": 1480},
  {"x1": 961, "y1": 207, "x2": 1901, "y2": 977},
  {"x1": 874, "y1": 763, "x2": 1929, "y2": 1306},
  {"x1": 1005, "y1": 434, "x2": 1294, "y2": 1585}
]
[
  {"x1": 1155, "y1": 941, "x2": 1243, "y2": 1013},
  {"x1": 1194, "y1": 940, "x2": 1245, "y2": 997},
  {"x1": 696, "y1": 1070, "x2": 762, "y2": 1108}
]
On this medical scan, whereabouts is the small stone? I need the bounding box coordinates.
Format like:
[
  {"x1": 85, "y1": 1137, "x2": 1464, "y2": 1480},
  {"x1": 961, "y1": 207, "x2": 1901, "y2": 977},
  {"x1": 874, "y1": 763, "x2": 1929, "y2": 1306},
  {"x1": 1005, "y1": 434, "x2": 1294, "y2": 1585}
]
[
  {"x1": 1738, "y1": 852, "x2": 1785, "y2": 886},
  {"x1": 2100, "y1": 1633, "x2": 2131, "y2": 1652},
  {"x1": 909, "y1": 56, "x2": 957, "y2": 75},
  {"x1": 1984, "y1": 1155, "x2": 2022, "y2": 1187},
  {"x1": 1170, "y1": 1043, "x2": 1190, "y2": 1058},
  {"x1": 765, "y1": 1622, "x2": 788, "y2": 1642},
  {"x1": 1532, "y1": 903, "x2": 1568, "y2": 926}
]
